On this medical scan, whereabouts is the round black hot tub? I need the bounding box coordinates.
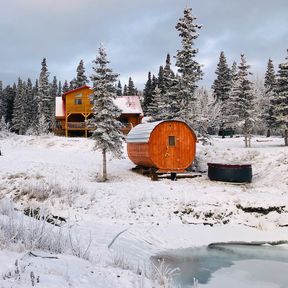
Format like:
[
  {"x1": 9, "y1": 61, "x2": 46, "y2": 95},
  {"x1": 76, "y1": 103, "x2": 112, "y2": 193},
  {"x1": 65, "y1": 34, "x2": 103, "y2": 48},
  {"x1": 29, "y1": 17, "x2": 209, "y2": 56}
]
[{"x1": 207, "y1": 163, "x2": 252, "y2": 183}]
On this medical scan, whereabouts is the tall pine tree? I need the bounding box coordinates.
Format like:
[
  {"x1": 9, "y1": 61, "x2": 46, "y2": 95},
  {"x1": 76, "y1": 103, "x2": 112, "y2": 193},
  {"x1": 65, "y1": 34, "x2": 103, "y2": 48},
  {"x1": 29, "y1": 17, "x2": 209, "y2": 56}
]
[
  {"x1": 116, "y1": 80, "x2": 122, "y2": 96},
  {"x1": 143, "y1": 72, "x2": 153, "y2": 114},
  {"x1": 37, "y1": 58, "x2": 51, "y2": 133},
  {"x1": 274, "y1": 50, "x2": 288, "y2": 146},
  {"x1": 175, "y1": 7, "x2": 203, "y2": 121},
  {"x1": 229, "y1": 55, "x2": 254, "y2": 147},
  {"x1": 87, "y1": 45, "x2": 124, "y2": 181},
  {"x1": 75, "y1": 59, "x2": 89, "y2": 88},
  {"x1": 263, "y1": 58, "x2": 277, "y2": 136}
]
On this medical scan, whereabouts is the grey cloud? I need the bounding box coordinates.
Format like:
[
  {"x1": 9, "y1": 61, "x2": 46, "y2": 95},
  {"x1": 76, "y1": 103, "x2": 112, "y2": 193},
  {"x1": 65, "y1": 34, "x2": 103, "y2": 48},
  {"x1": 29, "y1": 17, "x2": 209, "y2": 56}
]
[{"x1": 0, "y1": 0, "x2": 287, "y2": 88}]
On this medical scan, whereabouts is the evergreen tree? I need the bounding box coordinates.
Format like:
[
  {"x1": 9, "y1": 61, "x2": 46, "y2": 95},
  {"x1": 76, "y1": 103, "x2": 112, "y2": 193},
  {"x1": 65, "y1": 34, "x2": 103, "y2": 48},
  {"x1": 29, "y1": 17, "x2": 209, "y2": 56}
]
[
  {"x1": 157, "y1": 65, "x2": 164, "y2": 93},
  {"x1": 143, "y1": 72, "x2": 153, "y2": 114},
  {"x1": 26, "y1": 78, "x2": 35, "y2": 129},
  {"x1": 50, "y1": 76, "x2": 58, "y2": 128},
  {"x1": 212, "y1": 52, "x2": 231, "y2": 132},
  {"x1": 263, "y1": 58, "x2": 277, "y2": 136},
  {"x1": 87, "y1": 45, "x2": 124, "y2": 181},
  {"x1": 229, "y1": 55, "x2": 254, "y2": 147},
  {"x1": 127, "y1": 77, "x2": 136, "y2": 95},
  {"x1": 62, "y1": 80, "x2": 69, "y2": 93},
  {"x1": 2, "y1": 85, "x2": 16, "y2": 124},
  {"x1": 194, "y1": 87, "x2": 221, "y2": 143},
  {"x1": 58, "y1": 81, "x2": 62, "y2": 97},
  {"x1": 147, "y1": 85, "x2": 163, "y2": 121},
  {"x1": 123, "y1": 84, "x2": 128, "y2": 96},
  {"x1": 223, "y1": 61, "x2": 237, "y2": 130},
  {"x1": 12, "y1": 78, "x2": 27, "y2": 135},
  {"x1": 274, "y1": 50, "x2": 288, "y2": 146},
  {"x1": 116, "y1": 80, "x2": 122, "y2": 96},
  {"x1": 162, "y1": 53, "x2": 179, "y2": 119},
  {"x1": 37, "y1": 58, "x2": 51, "y2": 133},
  {"x1": 175, "y1": 7, "x2": 203, "y2": 121},
  {"x1": 212, "y1": 51, "x2": 231, "y2": 102},
  {"x1": 75, "y1": 59, "x2": 89, "y2": 87},
  {"x1": 69, "y1": 78, "x2": 77, "y2": 90}
]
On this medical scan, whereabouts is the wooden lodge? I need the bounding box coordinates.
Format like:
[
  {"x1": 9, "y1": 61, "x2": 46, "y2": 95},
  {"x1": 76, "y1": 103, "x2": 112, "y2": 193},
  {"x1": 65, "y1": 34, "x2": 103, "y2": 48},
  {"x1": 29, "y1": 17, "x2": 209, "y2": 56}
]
[
  {"x1": 127, "y1": 120, "x2": 197, "y2": 173},
  {"x1": 55, "y1": 85, "x2": 143, "y2": 137}
]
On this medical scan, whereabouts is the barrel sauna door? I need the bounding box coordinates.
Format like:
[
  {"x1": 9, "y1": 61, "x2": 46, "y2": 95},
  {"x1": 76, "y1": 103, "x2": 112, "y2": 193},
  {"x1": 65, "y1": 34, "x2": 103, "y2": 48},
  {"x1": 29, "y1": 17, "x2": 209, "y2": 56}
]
[{"x1": 150, "y1": 121, "x2": 183, "y2": 171}]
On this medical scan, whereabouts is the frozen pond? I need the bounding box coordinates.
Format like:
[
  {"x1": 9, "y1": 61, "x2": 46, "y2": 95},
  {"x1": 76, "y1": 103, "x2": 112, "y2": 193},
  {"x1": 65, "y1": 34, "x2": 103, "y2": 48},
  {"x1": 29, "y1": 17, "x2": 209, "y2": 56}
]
[{"x1": 152, "y1": 243, "x2": 288, "y2": 288}]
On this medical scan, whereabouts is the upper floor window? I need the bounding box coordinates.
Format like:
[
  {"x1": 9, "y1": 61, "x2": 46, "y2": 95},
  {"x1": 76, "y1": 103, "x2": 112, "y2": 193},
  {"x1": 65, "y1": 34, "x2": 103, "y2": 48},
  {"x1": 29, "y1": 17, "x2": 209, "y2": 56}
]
[{"x1": 74, "y1": 93, "x2": 83, "y2": 105}]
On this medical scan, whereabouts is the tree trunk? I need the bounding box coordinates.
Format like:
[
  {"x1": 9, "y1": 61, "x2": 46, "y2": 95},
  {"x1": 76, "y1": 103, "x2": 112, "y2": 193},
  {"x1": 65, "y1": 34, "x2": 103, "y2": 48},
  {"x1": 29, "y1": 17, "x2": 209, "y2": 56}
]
[
  {"x1": 102, "y1": 148, "x2": 107, "y2": 181},
  {"x1": 248, "y1": 134, "x2": 251, "y2": 148},
  {"x1": 244, "y1": 135, "x2": 248, "y2": 148},
  {"x1": 284, "y1": 129, "x2": 288, "y2": 146},
  {"x1": 266, "y1": 129, "x2": 270, "y2": 138}
]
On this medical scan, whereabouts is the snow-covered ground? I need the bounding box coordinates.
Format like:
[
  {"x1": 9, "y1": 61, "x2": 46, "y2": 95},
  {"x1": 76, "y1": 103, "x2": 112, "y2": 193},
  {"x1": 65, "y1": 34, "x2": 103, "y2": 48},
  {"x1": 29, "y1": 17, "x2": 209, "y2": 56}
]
[{"x1": 0, "y1": 134, "x2": 287, "y2": 287}]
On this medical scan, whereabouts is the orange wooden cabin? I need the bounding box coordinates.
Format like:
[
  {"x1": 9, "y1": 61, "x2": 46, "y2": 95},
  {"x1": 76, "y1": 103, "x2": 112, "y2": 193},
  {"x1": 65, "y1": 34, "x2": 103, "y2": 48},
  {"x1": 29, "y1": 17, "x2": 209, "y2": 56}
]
[
  {"x1": 55, "y1": 85, "x2": 143, "y2": 137},
  {"x1": 127, "y1": 120, "x2": 197, "y2": 173}
]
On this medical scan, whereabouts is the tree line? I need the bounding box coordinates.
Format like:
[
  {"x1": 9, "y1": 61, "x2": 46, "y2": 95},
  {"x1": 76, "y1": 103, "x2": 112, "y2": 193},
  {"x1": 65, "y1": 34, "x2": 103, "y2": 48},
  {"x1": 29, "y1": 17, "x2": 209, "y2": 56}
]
[{"x1": 0, "y1": 7, "x2": 287, "y2": 148}]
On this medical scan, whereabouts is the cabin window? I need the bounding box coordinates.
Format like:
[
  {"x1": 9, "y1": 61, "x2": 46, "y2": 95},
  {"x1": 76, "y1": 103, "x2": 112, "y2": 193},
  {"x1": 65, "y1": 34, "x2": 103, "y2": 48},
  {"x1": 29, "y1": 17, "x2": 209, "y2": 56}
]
[
  {"x1": 74, "y1": 93, "x2": 83, "y2": 105},
  {"x1": 168, "y1": 136, "x2": 176, "y2": 146},
  {"x1": 74, "y1": 98, "x2": 82, "y2": 105}
]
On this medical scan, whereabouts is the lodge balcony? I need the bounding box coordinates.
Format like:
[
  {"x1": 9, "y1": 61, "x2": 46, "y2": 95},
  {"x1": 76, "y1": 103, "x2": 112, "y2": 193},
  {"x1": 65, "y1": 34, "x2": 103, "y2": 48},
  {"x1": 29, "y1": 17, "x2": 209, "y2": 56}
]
[
  {"x1": 67, "y1": 122, "x2": 87, "y2": 130},
  {"x1": 66, "y1": 121, "x2": 134, "y2": 134}
]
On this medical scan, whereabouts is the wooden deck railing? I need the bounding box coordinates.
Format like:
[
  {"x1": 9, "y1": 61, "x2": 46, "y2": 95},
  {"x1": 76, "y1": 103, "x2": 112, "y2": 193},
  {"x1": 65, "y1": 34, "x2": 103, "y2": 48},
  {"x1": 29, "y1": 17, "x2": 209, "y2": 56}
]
[{"x1": 67, "y1": 122, "x2": 86, "y2": 129}]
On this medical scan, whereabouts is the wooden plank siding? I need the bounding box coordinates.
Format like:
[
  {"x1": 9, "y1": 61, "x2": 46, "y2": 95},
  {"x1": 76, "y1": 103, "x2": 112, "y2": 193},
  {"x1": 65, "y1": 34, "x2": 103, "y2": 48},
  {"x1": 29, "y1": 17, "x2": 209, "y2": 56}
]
[
  {"x1": 55, "y1": 86, "x2": 143, "y2": 137},
  {"x1": 127, "y1": 121, "x2": 197, "y2": 173}
]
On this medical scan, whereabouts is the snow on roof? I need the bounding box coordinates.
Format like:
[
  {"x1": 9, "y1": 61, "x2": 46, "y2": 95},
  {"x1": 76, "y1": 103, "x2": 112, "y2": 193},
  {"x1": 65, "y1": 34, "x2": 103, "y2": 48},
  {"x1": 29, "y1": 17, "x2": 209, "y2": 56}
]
[
  {"x1": 114, "y1": 96, "x2": 143, "y2": 115},
  {"x1": 55, "y1": 97, "x2": 65, "y2": 118},
  {"x1": 126, "y1": 121, "x2": 163, "y2": 143}
]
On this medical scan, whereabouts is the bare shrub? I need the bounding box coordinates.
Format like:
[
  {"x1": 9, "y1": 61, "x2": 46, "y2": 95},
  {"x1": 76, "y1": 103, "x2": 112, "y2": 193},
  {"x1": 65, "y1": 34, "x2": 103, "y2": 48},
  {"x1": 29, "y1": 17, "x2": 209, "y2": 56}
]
[
  {"x1": 151, "y1": 259, "x2": 180, "y2": 288},
  {"x1": 0, "y1": 200, "x2": 91, "y2": 261}
]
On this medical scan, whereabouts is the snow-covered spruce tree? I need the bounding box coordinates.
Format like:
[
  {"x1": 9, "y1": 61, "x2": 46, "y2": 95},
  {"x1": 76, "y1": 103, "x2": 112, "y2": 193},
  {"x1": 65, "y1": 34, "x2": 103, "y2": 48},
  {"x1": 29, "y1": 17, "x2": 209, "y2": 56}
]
[
  {"x1": 211, "y1": 51, "x2": 231, "y2": 132},
  {"x1": 194, "y1": 87, "x2": 221, "y2": 144},
  {"x1": 69, "y1": 78, "x2": 77, "y2": 90},
  {"x1": 123, "y1": 84, "x2": 128, "y2": 96},
  {"x1": 212, "y1": 51, "x2": 231, "y2": 102},
  {"x1": 147, "y1": 85, "x2": 163, "y2": 121},
  {"x1": 175, "y1": 7, "x2": 203, "y2": 122},
  {"x1": 127, "y1": 77, "x2": 137, "y2": 95},
  {"x1": 87, "y1": 45, "x2": 124, "y2": 181},
  {"x1": 26, "y1": 78, "x2": 35, "y2": 130},
  {"x1": 116, "y1": 80, "x2": 122, "y2": 96},
  {"x1": 12, "y1": 78, "x2": 27, "y2": 135},
  {"x1": 229, "y1": 54, "x2": 254, "y2": 147},
  {"x1": 62, "y1": 80, "x2": 69, "y2": 93},
  {"x1": 75, "y1": 60, "x2": 89, "y2": 88},
  {"x1": 252, "y1": 77, "x2": 266, "y2": 135},
  {"x1": 2, "y1": 84, "x2": 16, "y2": 124},
  {"x1": 263, "y1": 58, "x2": 277, "y2": 137},
  {"x1": 161, "y1": 53, "x2": 179, "y2": 119},
  {"x1": 0, "y1": 116, "x2": 10, "y2": 136},
  {"x1": 157, "y1": 65, "x2": 164, "y2": 94},
  {"x1": 142, "y1": 72, "x2": 153, "y2": 114},
  {"x1": 274, "y1": 50, "x2": 288, "y2": 146},
  {"x1": 58, "y1": 81, "x2": 62, "y2": 97},
  {"x1": 37, "y1": 58, "x2": 51, "y2": 134},
  {"x1": 49, "y1": 76, "x2": 58, "y2": 129}
]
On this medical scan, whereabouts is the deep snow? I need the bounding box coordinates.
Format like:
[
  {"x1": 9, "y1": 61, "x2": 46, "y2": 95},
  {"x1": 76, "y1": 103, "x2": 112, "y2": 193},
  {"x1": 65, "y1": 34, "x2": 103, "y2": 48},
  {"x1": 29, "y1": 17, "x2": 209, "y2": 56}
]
[{"x1": 0, "y1": 134, "x2": 287, "y2": 287}]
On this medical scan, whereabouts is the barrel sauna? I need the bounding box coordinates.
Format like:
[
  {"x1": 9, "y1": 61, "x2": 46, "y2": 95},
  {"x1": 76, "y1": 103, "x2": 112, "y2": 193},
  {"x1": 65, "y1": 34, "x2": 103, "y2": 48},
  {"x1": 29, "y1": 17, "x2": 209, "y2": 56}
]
[{"x1": 127, "y1": 120, "x2": 197, "y2": 173}]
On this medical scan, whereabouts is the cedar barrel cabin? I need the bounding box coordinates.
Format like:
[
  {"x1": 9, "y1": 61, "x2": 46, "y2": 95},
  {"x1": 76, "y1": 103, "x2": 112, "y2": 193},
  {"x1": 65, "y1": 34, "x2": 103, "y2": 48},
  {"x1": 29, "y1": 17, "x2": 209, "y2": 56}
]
[{"x1": 127, "y1": 120, "x2": 197, "y2": 175}]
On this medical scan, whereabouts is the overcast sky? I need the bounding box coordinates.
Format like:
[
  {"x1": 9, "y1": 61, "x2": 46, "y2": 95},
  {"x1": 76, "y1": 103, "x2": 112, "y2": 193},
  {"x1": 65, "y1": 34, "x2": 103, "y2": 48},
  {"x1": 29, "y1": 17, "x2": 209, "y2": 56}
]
[{"x1": 1, "y1": 0, "x2": 287, "y2": 89}]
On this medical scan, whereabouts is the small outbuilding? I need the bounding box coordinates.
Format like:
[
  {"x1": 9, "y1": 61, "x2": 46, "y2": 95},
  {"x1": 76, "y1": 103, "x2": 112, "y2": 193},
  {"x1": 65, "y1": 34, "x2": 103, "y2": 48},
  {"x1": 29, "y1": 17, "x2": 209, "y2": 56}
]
[{"x1": 127, "y1": 120, "x2": 197, "y2": 173}]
